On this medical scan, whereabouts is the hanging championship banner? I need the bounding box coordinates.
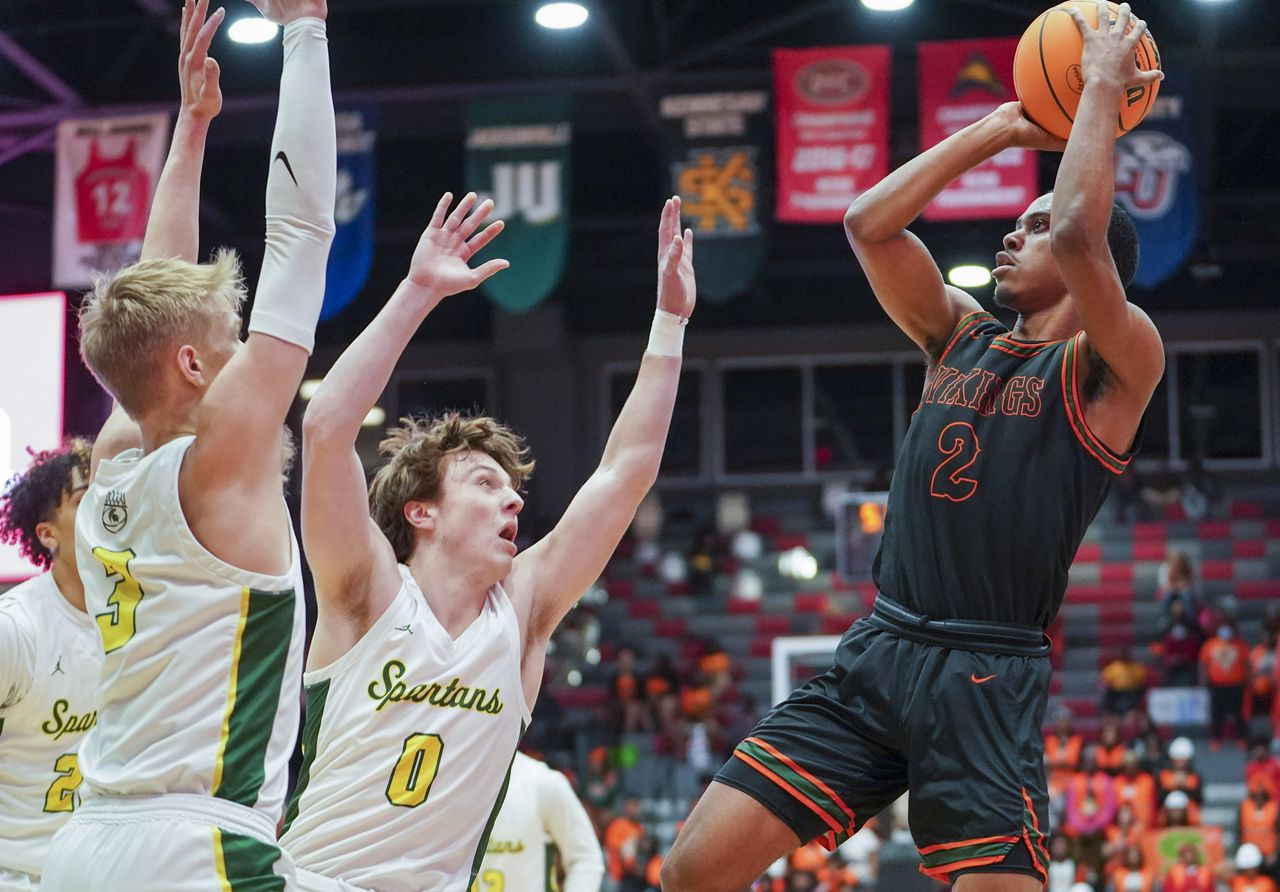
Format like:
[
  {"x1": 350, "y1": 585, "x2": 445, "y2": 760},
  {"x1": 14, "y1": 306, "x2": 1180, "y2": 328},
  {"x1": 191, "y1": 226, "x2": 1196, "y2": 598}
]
[
  {"x1": 660, "y1": 91, "x2": 770, "y2": 304},
  {"x1": 53, "y1": 113, "x2": 169, "y2": 288},
  {"x1": 466, "y1": 97, "x2": 571, "y2": 314},
  {"x1": 918, "y1": 38, "x2": 1037, "y2": 221},
  {"x1": 773, "y1": 46, "x2": 890, "y2": 223},
  {"x1": 1114, "y1": 68, "x2": 1198, "y2": 290},
  {"x1": 322, "y1": 107, "x2": 377, "y2": 321}
]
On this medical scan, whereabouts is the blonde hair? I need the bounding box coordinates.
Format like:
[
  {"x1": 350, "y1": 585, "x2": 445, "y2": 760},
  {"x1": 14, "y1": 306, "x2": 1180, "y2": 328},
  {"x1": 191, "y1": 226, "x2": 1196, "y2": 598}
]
[
  {"x1": 369, "y1": 413, "x2": 535, "y2": 562},
  {"x1": 79, "y1": 250, "x2": 247, "y2": 416}
]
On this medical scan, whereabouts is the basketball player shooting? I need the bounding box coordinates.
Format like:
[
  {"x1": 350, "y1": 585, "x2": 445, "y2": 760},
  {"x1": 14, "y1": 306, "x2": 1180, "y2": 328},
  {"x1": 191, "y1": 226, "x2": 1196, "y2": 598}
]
[
  {"x1": 663, "y1": 4, "x2": 1164, "y2": 890},
  {"x1": 280, "y1": 195, "x2": 695, "y2": 891},
  {"x1": 41, "y1": 0, "x2": 336, "y2": 887}
]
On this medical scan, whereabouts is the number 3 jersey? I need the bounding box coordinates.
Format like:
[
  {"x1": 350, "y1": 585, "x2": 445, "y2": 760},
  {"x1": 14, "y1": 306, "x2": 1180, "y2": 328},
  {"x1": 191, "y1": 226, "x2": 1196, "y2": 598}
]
[
  {"x1": 280, "y1": 564, "x2": 531, "y2": 892},
  {"x1": 874, "y1": 312, "x2": 1140, "y2": 629},
  {"x1": 0, "y1": 573, "x2": 102, "y2": 877},
  {"x1": 74, "y1": 435, "x2": 305, "y2": 823}
]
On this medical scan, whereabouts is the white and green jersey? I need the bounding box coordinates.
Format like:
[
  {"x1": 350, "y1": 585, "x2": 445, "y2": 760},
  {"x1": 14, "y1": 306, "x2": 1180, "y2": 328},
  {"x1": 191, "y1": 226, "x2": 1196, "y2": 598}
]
[
  {"x1": 74, "y1": 436, "x2": 305, "y2": 825},
  {"x1": 281, "y1": 564, "x2": 531, "y2": 892},
  {"x1": 0, "y1": 573, "x2": 102, "y2": 881},
  {"x1": 475, "y1": 753, "x2": 605, "y2": 892}
]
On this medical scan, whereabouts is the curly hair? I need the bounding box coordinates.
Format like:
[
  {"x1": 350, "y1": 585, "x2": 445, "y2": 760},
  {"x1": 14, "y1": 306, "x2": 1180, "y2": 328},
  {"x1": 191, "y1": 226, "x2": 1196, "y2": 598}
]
[
  {"x1": 369, "y1": 413, "x2": 535, "y2": 563},
  {"x1": 0, "y1": 439, "x2": 92, "y2": 570}
]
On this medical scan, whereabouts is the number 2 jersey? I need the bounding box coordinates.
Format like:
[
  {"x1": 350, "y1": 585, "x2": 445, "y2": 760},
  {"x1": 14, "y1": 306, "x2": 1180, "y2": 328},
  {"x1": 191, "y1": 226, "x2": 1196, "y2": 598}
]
[
  {"x1": 873, "y1": 312, "x2": 1140, "y2": 629},
  {"x1": 280, "y1": 564, "x2": 531, "y2": 892},
  {"x1": 74, "y1": 435, "x2": 305, "y2": 823},
  {"x1": 0, "y1": 573, "x2": 102, "y2": 879}
]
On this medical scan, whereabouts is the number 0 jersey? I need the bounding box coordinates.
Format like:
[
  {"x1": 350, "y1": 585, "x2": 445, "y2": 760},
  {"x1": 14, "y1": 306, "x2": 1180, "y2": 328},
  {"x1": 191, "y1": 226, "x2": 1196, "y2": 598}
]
[
  {"x1": 874, "y1": 312, "x2": 1140, "y2": 628},
  {"x1": 0, "y1": 573, "x2": 102, "y2": 878},
  {"x1": 280, "y1": 564, "x2": 531, "y2": 892},
  {"x1": 74, "y1": 435, "x2": 305, "y2": 824}
]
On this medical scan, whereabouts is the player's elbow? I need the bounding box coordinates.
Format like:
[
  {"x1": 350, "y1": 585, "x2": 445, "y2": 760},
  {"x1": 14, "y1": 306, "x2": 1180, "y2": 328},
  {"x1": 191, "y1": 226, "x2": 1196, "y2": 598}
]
[
  {"x1": 843, "y1": 200, "x2": 878, "y2": 243},
  {"x1": 301, "y1": 397, "x2": 354, "y2": 447}
]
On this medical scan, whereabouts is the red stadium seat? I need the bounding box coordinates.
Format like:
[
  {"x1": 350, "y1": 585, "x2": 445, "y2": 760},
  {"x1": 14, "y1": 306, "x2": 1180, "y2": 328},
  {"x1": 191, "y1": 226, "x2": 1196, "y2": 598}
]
[
  {"x1": 793, "y1": 593, "x2": 828, "y2": 614},
  {"x1": 1200, "y1": 559, "x2": 1234, "y2": 581},
  {"x1": 1238, "y1": 580, "x2": 1280, "y2": 601},
  {"x1": 1075, "y1": 542, "x2": 1103, "y2": 563},
  {"x1": 1197, "y1": 521, "x2": 1231, "y2": 540},
  {"x1": 1132, "y1": 523, "x2": 1167, "y2": 543},
  {"x1": 727, "y1": 598, "x2": 761, "y2": 615},
  {"x1": 756, "y1": 615, "x2": 792, "y2": 635},
  {"x1": 1229, "y1": 501, "x2": 1264, "y2": 520},
  {"x1": 1132, "y1": 541, "x2": 1167, "y2": 562},
  {"x1": 1100, "y1": 563, "x2": 1134, "y2": 583},
  {"x1": 627, "y1": 600, "x2": 661, "y2": 619},
  {"x1": 654, "y1": 617, "x2": 687, "y2": 638},
  {"x1": 1233, "y1": 540, "x2": 1267, "y2": 559}
]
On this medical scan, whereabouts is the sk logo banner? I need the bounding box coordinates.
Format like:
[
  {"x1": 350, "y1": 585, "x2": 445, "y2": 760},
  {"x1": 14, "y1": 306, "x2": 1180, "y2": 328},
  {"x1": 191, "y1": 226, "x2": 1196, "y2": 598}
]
[{"x1": 674, "y1": 149, "x2": 759, "y2": 235}]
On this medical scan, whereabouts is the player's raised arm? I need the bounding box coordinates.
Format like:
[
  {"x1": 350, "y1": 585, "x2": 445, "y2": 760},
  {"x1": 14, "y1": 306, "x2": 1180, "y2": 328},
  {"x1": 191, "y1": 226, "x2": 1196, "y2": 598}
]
[
  {"x1": 541, "y1": 767, "x2": 606, "y2": 892},
  {"x1": 1053, "y1": 1, "x2": 1165, "y2": 395},
  {"x1": 186, "y1": 0, "x2": 334, "y2": 498},
  {"x1": 301, "y1": 193, "x2": 507, "y2": 614},
  {"x1": 512, "y1": 198, "x2": 693, "y2": 643},
  {"x1": 844, "y1": 103, "x2": 1063, "y2": 356},
  {"x1": 140, "y1": 0, "x2": 223, "y2": 263}
]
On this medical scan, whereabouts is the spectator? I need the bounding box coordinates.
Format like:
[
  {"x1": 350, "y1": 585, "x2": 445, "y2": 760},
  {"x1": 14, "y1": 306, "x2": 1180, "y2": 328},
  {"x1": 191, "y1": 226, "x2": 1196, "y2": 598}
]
[
  {"x1": 604, "y1": 796, "x2": 645, "y2": 885},
  {"x1": 1159, "y1": 598, "x2": 1205, "y2": 687},
  {"x1": 1101, "y1": 648, "x2": 1150, "y2": 720},
  {"x1": 1047, "y1": 707, "x2": 1086, "y2": 800},
  {"x1": 1159, "y1": 790, "x2": 1198, "y2": 828},
  {"x1": 1136, "y1": 729, "x2": 1167, "y2": 775},
  {"x1": 1246, "y1": 738, "x2": 1280, "y2": 800},
  {"x1": 1065, "y1": 748, "x2": 1117, "y2": 874},
  {"x1": 1232, "y1": 843, "x2": 1277, "y2": 892},
  {"x1": 836, "y1": 817, "x2": 880, "y2": 886},
  {"x1": 1158, "y1": 551, "x2": 1199, "y2": 618},
  {"x1": 1113, "y1": 751, "x2": 1158, "y2": 827},
  {"x1": 1161, "y1": 842, "x2": 1215, "y2": 892},
  {"x1": 1159, "y1": 738, "x2": 1204, "y2": 814},
  {"x1": 1180, "y1": 459, "x2": 1220, "y2": 522},
  {"x1": 582, "y1": 746, "x2": 620, "y2": 821},
  {"x1": 822, "y1": 849, "x2": 861, "y2": 891},
  {"x1": 697, "y1": 638, "x2": 733, "y2": 700},
  {"x1": 686, "y1": 523, "x2": 724, "y2": 597},
  {"x1": 1201, "y1": 623, "x2": 1251, "y2": 745},
  {"x1": 1048, "y1": 835, "x2": 1079, "y2": 892},
  {"x1": 1246, "y1": 630, "x2": 1278, "y2": 728},
  {"x1": 1103, "y1": 805, "x2": 1146, "y2": 872},
  {"x1": 1095, "y1": 722, "x2": 1129, "y2": 774},
  {"x1": 610, "y1": 645, "x2": 652, "y2": 734},
  {"x1": 1239, "y1": 782, "x2": 1279, "y2": 866},
  {"x1": 1108, "y1": 843, "x2": 1155, "y2": 892}
]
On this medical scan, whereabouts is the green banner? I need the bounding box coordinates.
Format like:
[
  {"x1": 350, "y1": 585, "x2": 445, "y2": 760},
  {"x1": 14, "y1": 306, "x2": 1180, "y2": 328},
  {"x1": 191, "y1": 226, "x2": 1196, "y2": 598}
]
[
  {"x1": 660, "y1": 91, "x2": 771, "y2": 304},
  {"x1": 466, "y1": 97, "x2": 572, "y2": 314}
]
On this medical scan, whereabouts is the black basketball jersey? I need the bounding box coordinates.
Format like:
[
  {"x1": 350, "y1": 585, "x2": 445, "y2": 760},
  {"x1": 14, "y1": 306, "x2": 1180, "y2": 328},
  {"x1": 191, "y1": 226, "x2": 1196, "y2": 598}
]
[{"x1": 872, "y1": 311, "x2": 1139, "y2": 629}]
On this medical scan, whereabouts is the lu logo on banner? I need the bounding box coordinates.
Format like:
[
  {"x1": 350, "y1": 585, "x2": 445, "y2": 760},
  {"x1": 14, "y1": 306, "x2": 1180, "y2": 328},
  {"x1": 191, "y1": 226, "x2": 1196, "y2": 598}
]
[
  {"x1": 466, "y1": 97, "x2": 571, "y2": 314},
  {"x1": 322, "y1": 107, "x2": 377, "y2": 321},
  {"x1": 660, "y1": 91, "x2": 770, "y2": 304},
  {"x1": 1114, "y1": 68, "x2": 1198, "y2": 290}
]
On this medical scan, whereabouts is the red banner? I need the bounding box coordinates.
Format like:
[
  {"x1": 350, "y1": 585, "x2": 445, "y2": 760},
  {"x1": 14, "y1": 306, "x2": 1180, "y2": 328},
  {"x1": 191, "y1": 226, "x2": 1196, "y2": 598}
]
[
  {"x1": 918, "y1": 38, "x2": 1038, "y2": 221},
  {"x1": 773, "y1": 46, "x2": 890, "y2": 223}
]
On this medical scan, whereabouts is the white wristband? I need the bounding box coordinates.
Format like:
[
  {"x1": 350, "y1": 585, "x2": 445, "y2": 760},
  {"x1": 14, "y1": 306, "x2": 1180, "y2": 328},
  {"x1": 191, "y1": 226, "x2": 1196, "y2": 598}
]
[{"x1": 647, "y1": 309, "x2": 687, "y2": 357}]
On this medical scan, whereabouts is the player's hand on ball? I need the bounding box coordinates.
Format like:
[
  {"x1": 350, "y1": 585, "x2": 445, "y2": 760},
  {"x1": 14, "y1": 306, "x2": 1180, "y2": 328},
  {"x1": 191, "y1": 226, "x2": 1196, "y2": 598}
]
[
  {"x1": 179, "y1": 0, "x2": 223, "y2": 123},
  {"x1": 405, "y1": 192, "x2": 509, "y2": 300},
  {"x1": 245, "y1": 0, "x2": 327, "y2": 24},
  {"x1": 992, "y1": 102, "x2": 1068, "y2": 152},
  {"x1": 1068, "y1": 1, "x2": 1164, "y2": 92},
  {"x1": 656, "y1": 196, "x2": 696, "y2": 319}
]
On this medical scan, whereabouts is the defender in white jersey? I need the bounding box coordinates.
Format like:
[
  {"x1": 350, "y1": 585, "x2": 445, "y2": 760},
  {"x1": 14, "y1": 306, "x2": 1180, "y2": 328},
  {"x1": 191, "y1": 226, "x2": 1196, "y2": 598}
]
[
  {"x1": 281, "y1": 194, "x2": 698, "y2": 892},
  {"x1": 0, "y1": 443, "x2": 99, "y2": 891},
  {"x1": 475, "y1": 753, "x2": 604, "y2": 892},
  {"x1": 41, "y1": 1, "x2": 336, "y2": 889}
]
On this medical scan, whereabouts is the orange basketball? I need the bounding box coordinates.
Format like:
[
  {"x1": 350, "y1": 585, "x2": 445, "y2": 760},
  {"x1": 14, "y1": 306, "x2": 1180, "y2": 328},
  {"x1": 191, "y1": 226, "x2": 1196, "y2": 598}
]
[{"x1": 1013, "y1": 1, "x2": 1161, "y2": 140}]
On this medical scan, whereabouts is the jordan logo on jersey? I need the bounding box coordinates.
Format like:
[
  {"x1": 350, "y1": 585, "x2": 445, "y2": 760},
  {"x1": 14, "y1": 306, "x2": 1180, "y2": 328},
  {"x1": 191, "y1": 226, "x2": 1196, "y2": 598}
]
[
  {"x1": 102, "y1": 490, "x2": 128, "y2": 533},
  {"x1": 367, "y1": 659, "x2": 505, "y2": 716},
  {"x1": 42, "y1": 698, "x2": 98, "y2": 741},
  {"x1": 51, "y1": 656, "x2": 64, "y2": 675}
]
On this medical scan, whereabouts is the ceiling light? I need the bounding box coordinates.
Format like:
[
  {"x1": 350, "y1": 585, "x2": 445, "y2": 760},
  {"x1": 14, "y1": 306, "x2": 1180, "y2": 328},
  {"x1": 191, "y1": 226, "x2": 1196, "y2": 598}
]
[
  {"x1": 860, "y1": 0, "x2": 914, "y2": 10},
  {"x1": 362, "y1": 406, "x2": 387, "y2": 428},
  {"x1": 535, "y1": 2, "x2": 589, "y2": 29},
  {"x1": 228, "y1": 17, "x2": 279, "y2": 45},
  {"x1": 299, "y1": 379, "x2": 322, "y2": 401},
  {"x1": 948, "y1": 264, "x2": 992, "y2": 289}
]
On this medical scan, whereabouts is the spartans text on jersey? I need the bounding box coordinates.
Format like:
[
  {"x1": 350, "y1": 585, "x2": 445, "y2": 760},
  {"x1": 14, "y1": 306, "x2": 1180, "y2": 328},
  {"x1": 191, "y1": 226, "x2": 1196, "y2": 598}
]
[
  {"x1": 41, "y1": 698, "x2": 98, "y2": 741},
  {"x1": 367, "y1": 659, "x2": 505, "y2": 715}
]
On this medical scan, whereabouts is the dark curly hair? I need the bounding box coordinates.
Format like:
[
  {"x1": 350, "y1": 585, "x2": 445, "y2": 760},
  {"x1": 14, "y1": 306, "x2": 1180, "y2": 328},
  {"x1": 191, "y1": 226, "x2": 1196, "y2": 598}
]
[{"x1": 0, "y1": 439, "x2": 92, "y2": 570}]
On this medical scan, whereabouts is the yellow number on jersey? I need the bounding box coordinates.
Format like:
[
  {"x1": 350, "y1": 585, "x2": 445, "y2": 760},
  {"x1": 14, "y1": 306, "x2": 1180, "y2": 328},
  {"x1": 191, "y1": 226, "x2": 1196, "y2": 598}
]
[
  {"x1": 92, "y1": 547, "x2": 143, "y2": 653},
  {"x1": 43, "y1": 753, "x2": 83, "y2": 813},
  {"x1": 471, "y1": 869, "x2": 505, "y2": 892},
  {"x1": 385, "y1": 732, "x2": 444, "y2": 808}
]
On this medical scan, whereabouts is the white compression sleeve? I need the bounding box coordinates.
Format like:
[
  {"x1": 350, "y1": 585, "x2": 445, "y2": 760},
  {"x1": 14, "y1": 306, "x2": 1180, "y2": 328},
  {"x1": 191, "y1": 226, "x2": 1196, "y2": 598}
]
[{"x1": 247, "y1": 17, "x2": 337, "y2": 354}]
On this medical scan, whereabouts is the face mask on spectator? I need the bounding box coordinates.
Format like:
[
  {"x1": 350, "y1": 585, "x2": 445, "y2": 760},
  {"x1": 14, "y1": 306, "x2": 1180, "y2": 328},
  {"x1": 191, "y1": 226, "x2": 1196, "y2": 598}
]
[{"x1": 1218, "y1": 626, "x2": 1233, "y2": 640}]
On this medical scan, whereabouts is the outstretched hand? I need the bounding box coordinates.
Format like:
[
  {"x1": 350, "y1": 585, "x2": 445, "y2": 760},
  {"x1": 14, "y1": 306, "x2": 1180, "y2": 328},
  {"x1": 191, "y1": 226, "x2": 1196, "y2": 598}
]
[
  {"x1": 179, "y1": 0, "x2": 223, "y2": 122},
  {"x1": 1067, "y1": 1, "x2": 1163, "y2": 93},
  {"x1": 245, "y1": 0, "x2": 327, "y2": 25},
  {"x1": 405, "y1": 192, "x2": 509, "y2": 300},
  {"x1": 656, "y1": 196, "x2": 695, "y2": 318}
]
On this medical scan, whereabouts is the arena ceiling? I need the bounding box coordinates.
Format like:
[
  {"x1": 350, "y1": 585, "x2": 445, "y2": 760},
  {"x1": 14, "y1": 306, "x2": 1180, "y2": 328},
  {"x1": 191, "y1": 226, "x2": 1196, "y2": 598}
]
[{"x1": 0, "y1": 0, "x2": 1277, "y2": 343}]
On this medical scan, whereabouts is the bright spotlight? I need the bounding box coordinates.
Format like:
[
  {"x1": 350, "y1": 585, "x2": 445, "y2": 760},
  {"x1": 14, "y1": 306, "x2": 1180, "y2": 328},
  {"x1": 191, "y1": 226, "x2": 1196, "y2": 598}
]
[
  {"x1": 228, "y1": 17, "x2": 279, "y2": 45},
  {"x1": 362, "y1": 406, "x2": 387, "y2": 428},
  {"x1": 299, "y1": 379, "x2": 322, "y2": 401},
  {"x1": 948, "y1": 264, "x2": 993, "y2": 289},
  {"x1": 536, "y1": 2, "x2": 589, "y2": 29},
  {"x1": 860, "y1": 0, "x2": 914, "y2": 10}
]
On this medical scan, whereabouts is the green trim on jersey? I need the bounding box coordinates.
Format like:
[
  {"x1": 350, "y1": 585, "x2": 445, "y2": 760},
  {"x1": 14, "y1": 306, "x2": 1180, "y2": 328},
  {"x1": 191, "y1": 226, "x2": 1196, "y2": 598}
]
[
  {"x1": 213, "y1": 587, "x2": 296, "y2": 809},
  {"x1": 468, "y1": 722, "x2": 526, "y2": 885},
  {"x1": 282, "y1": 677, "x2": 331, "y2": 835},
  {"x1": 546, "y1": 842, "x2": 560, "y2": 892},
  {"x1": 214, "y1": 826, "x2": 287, "y2": 891}
]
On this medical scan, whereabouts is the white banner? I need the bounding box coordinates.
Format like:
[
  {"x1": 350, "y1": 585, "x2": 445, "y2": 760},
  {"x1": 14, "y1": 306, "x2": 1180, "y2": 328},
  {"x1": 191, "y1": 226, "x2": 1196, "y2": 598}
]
[
  {"x1": 1147, "y1": 687, "x2": 1210, "y2": 726},
  {"x1": 53, "y1": 113, "x2": 169, "y2": 289}
]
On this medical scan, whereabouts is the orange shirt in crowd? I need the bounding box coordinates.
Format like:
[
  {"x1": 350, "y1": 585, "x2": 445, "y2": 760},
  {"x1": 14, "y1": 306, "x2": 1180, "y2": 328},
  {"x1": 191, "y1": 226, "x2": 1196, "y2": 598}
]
[
  {"x1": 1097, "y1": 743, "x2": 1128, "y2": 773},
  {"x1": 1163, "y1": 863, "x2": 1217, "y2": 892},
  {"x1": 699, "y1": 651, "x2": 731, "y2": 676},
  {"x1": 645, "y1": 676, "x2": 672, "y2": 699},
  {"x1": 1102, "y1": 659, "x2": 1149, "y2": 692},
  {"x1": 679, "y1": 685, "x2": 713, "y2": 720},
  {"x1": 1250, "y1": 645, "x2": 1276, "y2": 700},
  {"x1": 1240, "y1": 798, "x2": 1279, "y2": 859},
  {"x1": 1160, "y1": 768, "x2": 1203, "y2": 799},
  {"x1": 603, "y1": 817, "x2": 643, "y2": 881},
  {"x1": 1110, "y1": 867, "x2": 1156, "y2": 892},
  {"x1": 1114, "y1": 772, "x2": 1158, "y2": 826},
  {"x1": 645, "y1": 854, "x2": 663, "y2": 888},
  {"x1": 1234, "y1": 876, "x2": 1279, "y2": 892},
  {"x1": 1201, "y1": 637, "x2": 1250, "y2": 686},
  {"x1": 1045, "y1": 734, "x2": 1084, "y2": 772},
  {"x1": 790, "y1": 840, "x2": 828, "y2": 873},
  {"x1": 1248, "y1": 760, "x2": 1280, "y2": 800},
  {"x1": 614, "y1": 672, "x2": 638, "y2": 702}
]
